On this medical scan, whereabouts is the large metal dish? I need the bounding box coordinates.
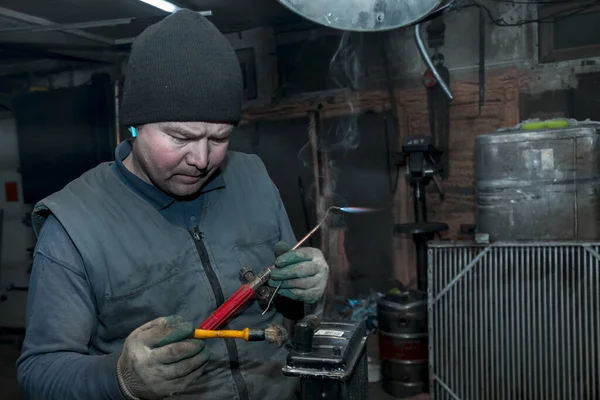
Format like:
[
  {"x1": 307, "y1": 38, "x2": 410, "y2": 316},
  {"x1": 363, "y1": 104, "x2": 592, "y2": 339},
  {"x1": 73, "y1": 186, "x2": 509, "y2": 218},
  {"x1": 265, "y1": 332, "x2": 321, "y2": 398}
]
[{"x1": 276, "y1": 0, "x2": 447, "y2": 32}]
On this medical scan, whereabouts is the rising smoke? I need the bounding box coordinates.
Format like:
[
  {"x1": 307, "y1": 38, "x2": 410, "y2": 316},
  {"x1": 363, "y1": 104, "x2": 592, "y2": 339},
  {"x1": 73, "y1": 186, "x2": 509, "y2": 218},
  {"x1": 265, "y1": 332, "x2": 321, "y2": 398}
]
[
  {"x1": 297, "y1": 31, "x2": 364, "y2": 210},
  {"x1": 325, "y1": 31, "x2": 361, "y2": 154}
]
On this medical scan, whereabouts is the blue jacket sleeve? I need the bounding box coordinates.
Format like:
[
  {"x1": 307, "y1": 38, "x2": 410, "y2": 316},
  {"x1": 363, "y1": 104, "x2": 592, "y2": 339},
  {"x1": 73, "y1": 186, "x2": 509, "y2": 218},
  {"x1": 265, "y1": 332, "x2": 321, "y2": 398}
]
[{"x1": 16, "y1": 214, "x2": 124, "y2": 400}]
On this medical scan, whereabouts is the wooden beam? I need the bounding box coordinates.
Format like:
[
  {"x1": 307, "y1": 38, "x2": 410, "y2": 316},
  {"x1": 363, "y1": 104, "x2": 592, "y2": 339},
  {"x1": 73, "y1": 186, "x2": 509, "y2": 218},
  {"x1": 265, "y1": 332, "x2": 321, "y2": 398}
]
[
  {"x1": 240, "y1": 68, "x2": 521, "y2": 126},
  {"x1": 240, "y1": 89, "x2": 392, "y2": 125}
]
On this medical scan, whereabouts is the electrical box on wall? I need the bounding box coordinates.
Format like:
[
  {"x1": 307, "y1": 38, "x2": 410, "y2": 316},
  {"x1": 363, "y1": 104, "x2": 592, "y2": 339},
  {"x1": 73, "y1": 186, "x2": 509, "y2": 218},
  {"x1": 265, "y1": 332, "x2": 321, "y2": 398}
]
[{"x1": 226, "y1": 27, "x2": 278, "y2": 106}]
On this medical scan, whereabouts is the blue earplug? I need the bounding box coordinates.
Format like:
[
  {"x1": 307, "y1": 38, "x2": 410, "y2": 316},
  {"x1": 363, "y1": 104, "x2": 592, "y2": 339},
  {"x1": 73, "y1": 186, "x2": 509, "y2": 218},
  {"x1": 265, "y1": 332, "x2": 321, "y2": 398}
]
[{"x1": 129, "y1": 126, "x2": 137, "y2": 138}]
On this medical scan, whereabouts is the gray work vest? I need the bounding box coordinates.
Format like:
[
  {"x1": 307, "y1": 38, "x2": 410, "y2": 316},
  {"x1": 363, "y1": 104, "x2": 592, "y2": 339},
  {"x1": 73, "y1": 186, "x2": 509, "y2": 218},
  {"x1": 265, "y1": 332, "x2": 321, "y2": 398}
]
[{"x1": 32, "y1": 151, "x2": 298, "y2": 400}]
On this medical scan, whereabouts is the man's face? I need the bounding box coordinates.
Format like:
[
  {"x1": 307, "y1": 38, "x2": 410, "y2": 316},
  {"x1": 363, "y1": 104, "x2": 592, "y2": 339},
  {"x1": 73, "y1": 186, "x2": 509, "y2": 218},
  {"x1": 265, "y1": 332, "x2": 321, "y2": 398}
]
[{"x1": 130, "y1": 121, "x2": 233, "y2": 198}]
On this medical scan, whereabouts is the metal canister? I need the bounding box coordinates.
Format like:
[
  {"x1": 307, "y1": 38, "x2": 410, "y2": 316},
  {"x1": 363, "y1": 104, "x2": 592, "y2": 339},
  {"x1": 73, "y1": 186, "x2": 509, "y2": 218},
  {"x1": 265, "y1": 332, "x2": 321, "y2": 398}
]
[
  {"x1": 377, "y1": 291, "x2": 428, "y2": 398},
  {"x1": 476, "y1": 125, "x2": 600, "y2": 241}
]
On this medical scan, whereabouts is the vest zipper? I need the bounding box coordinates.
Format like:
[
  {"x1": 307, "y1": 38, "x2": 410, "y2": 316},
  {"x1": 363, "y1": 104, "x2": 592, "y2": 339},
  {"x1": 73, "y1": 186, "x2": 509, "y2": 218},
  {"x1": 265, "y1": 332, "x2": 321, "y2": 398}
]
[{"x1": 190, "y1": 226, "x2": 250, "y2": 400}]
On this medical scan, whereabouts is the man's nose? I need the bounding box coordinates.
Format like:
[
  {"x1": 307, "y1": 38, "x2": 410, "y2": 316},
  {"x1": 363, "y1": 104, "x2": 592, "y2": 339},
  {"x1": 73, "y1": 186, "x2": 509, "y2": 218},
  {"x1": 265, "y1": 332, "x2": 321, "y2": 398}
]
[{"x1": 185, "y1": 139, "x2": 209, "y2": 170}]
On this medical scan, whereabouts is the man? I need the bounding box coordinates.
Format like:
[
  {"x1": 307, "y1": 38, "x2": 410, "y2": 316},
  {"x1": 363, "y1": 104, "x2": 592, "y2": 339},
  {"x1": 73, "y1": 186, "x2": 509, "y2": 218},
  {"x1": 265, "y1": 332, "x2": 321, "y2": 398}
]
[{"x1": 16, "y1": 10, "x2": 329, "y2": 400}]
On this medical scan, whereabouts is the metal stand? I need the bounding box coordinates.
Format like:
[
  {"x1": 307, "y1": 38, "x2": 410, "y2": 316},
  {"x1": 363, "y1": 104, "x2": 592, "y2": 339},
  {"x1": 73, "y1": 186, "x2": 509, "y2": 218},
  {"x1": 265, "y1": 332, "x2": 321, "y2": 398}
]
[{"x1": 394, "y1": 135, "x2": 448, "y2": 292}]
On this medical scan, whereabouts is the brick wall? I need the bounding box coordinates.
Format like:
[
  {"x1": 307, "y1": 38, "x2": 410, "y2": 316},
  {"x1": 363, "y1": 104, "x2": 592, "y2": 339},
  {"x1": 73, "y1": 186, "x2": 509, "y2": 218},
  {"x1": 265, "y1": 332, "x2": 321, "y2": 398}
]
[{"x1": 392, "y1": 68, "x2": 521, "y2": 287}]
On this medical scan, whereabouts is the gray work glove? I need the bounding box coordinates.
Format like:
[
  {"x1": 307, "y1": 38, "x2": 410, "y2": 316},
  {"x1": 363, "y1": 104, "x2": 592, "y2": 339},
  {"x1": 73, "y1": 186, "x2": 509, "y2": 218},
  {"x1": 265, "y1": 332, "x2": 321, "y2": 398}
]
[
  {"x1": 117, "y1": 315, "x2": 210, "y2": 399},
  {"x1": 268, "y1": 241, "x2": 329, "y2": 304}
]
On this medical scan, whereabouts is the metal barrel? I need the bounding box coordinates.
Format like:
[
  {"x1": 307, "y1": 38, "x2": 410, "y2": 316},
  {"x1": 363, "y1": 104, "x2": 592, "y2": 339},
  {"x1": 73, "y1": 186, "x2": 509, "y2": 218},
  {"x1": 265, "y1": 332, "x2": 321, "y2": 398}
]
[
  {"x1": 377, "y1": 291, "x2": 428, "y2": 398},
  {"x1": 475, "y1": 125, "x2": 600, "y2": 241}
]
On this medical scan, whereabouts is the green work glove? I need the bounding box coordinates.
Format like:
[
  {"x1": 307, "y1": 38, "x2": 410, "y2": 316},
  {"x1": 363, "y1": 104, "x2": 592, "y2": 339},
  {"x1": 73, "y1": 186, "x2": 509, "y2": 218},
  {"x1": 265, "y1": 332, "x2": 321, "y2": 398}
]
[
  {"x1": 117, "y1": 315, "x2": 210, "y2": 399},
  {"x1": 268, "y1": 241, "x2": 329, "y2": 303}
]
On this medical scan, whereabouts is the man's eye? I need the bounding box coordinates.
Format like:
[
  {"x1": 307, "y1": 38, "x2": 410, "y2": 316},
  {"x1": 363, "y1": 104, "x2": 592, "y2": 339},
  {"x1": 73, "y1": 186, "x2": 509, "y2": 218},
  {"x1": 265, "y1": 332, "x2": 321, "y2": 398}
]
[
  {"x1": 211, "y1": 137, "x2": 229, "y2": 143},
  {"x1": 171, "y1": 136, "x2": 187, "y2": 144}
]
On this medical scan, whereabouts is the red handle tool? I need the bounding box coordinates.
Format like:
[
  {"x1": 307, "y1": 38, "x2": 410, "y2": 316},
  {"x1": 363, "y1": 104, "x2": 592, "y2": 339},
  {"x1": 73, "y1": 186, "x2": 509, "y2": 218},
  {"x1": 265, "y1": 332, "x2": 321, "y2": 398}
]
[
  {"x1": 199, "y1": 215, "x2": 326, "y2": 330},
  {"x1": 200, "y1": 284, "x2": 256, "y2": 330},
  {"x1": 200, "y1": 265, "x2": 276, "y2": 330}
]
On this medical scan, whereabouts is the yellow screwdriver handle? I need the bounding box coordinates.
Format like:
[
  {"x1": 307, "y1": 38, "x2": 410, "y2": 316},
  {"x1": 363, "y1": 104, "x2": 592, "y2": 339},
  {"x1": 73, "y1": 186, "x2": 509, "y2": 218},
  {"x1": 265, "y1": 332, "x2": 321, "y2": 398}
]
[{"x1": 193, "y1": 328, "x2": 250, "y2": 341}]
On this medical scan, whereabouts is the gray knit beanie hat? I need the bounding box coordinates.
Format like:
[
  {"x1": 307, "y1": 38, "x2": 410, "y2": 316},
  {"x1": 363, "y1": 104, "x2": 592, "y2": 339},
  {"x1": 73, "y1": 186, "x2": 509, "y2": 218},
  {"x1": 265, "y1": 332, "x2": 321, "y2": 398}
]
[{"x1": 120, "y1": 10, "x2": 243, "y2": 126}]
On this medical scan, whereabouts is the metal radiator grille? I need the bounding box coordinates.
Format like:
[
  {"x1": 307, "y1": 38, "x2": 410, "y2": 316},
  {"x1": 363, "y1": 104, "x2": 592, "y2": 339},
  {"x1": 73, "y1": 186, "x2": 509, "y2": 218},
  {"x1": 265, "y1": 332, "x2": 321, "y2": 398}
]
[{"x1": 428, "y1": 242, "x2": 600, "y2": 400}]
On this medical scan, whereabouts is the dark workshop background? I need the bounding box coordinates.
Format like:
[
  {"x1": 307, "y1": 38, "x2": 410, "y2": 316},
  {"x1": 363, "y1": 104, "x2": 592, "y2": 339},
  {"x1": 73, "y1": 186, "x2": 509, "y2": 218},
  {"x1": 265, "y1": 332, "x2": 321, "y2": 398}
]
[{"x1": 0, "y1": 1, "x2": 600, "y2": 399}]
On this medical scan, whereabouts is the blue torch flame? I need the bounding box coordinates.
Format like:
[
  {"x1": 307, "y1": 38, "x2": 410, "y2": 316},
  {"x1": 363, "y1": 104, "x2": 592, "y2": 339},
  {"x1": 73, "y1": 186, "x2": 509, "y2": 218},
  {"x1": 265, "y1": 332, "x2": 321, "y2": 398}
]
[{"x1": 339, "y1": 207, "x2": 378, "y2": 213}]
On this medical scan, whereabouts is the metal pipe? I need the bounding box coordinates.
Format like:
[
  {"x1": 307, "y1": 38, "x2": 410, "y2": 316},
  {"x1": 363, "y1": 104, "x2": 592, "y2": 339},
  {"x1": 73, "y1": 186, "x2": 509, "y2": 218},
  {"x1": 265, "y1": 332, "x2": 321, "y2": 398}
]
[
  {"x1": 0, "y1": 209, "x2": 3, "y2": 279},
  {"x1": 309, "y1": 111, "x2": 321, "y2": 213},
  {"x1": 0, "y1": 11, "x2": 213, "y2": 35},
  {"x1": 0, "y1": 18, "x2": 135, "y2": 34},
  {"x1": 414, "y1": 23, "x2": 454, "y2": 100},
  {"x1": 0, "y1": 6, "x2": 113, "y2": 45},
  {"x1": 114, "y1": 80, "x2": 121, "y2": 145}
]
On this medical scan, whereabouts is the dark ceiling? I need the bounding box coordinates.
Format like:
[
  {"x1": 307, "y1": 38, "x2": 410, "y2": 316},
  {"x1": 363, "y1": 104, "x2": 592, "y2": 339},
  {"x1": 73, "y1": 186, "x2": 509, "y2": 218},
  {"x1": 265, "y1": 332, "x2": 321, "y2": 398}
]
[{"x1": 0, "y1": 0, "x2": 309, "y2": 76}]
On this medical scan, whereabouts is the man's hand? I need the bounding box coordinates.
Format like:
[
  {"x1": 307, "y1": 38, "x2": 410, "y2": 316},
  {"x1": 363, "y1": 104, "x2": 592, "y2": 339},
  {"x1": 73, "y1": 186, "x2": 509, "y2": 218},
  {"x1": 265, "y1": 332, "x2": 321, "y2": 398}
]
[
  {"x1": 268, "y1": 241, "x2": 329, "y2": 304},
  {"x1": 117, "y1": 315, "x2": 210, "y2": 399}
]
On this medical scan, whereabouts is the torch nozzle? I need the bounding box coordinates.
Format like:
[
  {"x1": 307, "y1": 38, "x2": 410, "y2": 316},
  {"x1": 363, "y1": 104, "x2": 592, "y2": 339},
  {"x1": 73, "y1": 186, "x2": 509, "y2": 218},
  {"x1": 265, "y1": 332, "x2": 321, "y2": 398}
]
[{"x1": 199, "y1": 204, "x2": 377, "y2": 329}]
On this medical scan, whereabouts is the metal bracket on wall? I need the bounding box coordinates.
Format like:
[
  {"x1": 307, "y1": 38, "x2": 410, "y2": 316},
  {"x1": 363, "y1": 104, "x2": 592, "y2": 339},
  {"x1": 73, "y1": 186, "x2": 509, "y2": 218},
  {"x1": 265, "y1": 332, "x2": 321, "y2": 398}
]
[
  {"x1": 476, "y1": 5, "x2": 486, "y2": 116},
  {"x1": 0, "y1": 209, "x2": 3, "y2": 272},
  {"x1": 5, "y1": 284, "x2": 29, "y2": 292},
  {"x1": 0, "y1": 283, "x2": 30, "y2": 305},
  {"x1": 423, "y1": 15, "x2": 451, "y2": 179},
  {"x1": 464, "y1": 4, "x2": 486, "y2": 119}
]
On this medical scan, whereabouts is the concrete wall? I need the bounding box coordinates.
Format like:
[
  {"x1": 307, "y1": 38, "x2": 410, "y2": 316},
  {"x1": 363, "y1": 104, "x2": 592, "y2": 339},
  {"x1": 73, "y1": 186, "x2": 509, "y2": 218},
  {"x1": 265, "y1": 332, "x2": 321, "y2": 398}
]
[
  {"x1": 370, "y1": 4, "x2": 534, "y2": 82},
  {"x1": 268, "y1": 4, "x2": 534, "y2": 94},
  {"x1": 270, "y1": 3, "x2": 600, "y2": 97},
  {"x1": 226, "y1": 27, "x2": 279, "y2": 106}
]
